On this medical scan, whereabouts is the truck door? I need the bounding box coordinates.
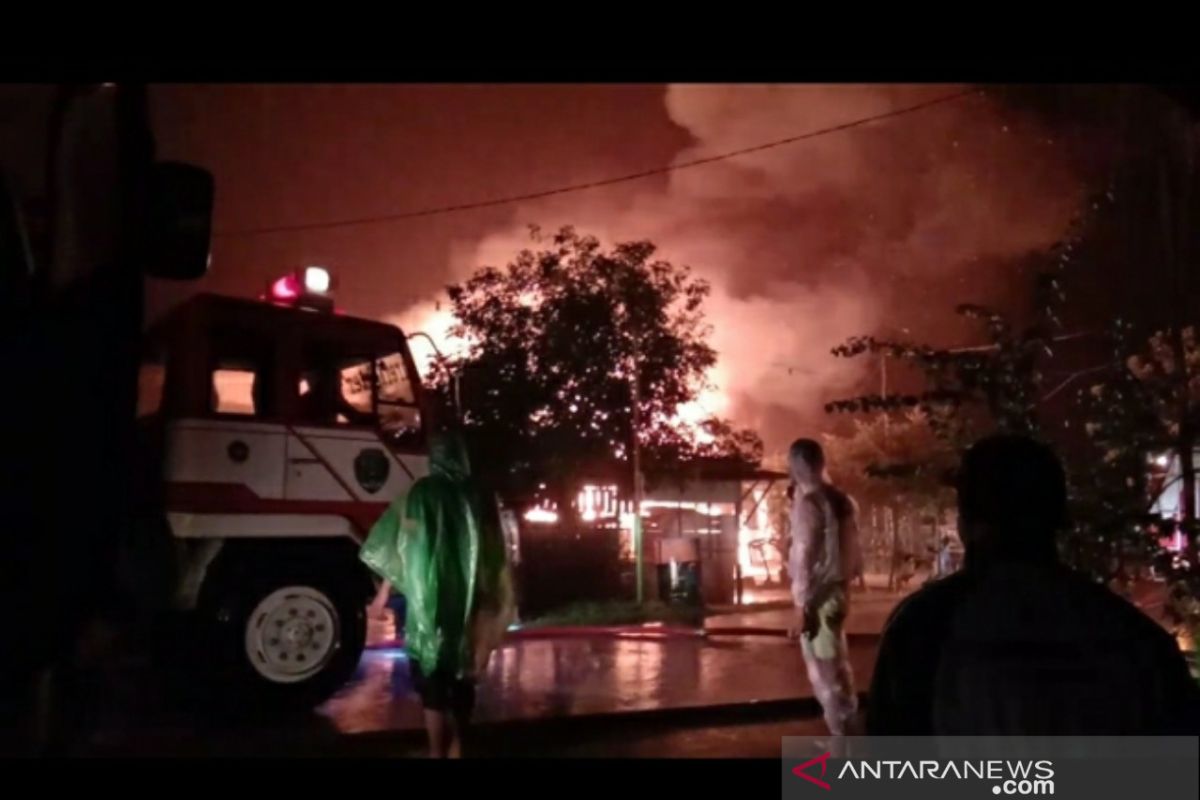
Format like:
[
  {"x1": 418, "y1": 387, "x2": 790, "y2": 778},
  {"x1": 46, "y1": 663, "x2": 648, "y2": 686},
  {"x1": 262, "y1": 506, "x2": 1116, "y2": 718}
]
[{"x1": 285, "y1": 344, "x2": 426, "y2": 503}]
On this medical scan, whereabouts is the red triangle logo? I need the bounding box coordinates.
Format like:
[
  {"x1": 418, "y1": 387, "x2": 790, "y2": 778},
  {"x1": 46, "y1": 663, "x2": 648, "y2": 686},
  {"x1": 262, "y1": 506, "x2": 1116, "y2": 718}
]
[{"x1": 792, "y1": 751, "x2": 832, "y2": 790}]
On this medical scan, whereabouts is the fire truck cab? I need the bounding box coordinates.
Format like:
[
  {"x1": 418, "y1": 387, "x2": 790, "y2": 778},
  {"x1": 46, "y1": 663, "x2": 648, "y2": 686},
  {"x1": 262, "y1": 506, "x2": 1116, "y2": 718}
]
[{"x1": 137, "y1": 269, "x2": 429, "y2": 706}]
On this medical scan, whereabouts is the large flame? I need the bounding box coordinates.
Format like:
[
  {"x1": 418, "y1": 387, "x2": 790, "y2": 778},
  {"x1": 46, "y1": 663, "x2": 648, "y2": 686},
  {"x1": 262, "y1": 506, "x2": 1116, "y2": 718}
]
[
  {"x1": 389, "y1": 303, "x2": 469, "y2": 379},
  {"x1": 667, "y1": 363, "x2": 731, "y2": 445},
  {"x1": 394, "y1": 300, "x2": 734, "y2": 446}
]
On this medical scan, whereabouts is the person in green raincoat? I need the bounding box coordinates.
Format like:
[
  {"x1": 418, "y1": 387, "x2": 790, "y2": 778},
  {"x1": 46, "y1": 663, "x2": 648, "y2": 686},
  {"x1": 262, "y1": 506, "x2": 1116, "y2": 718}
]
[{"x1": 360, "y1": 430, "x2": 515, "y2": 758}]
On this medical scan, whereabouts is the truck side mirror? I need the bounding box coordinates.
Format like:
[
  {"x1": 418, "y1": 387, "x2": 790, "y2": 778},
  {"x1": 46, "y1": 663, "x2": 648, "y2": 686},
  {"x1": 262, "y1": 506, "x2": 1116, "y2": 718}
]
[{"x1": 144, "y1": 161, "x2": 213, "y2": 281}]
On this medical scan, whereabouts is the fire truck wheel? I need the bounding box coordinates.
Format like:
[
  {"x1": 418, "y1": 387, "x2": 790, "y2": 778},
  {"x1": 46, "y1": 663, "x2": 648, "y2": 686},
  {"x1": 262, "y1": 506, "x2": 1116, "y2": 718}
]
[{"x1": 199, "y1": 570, "x2": 366, "y2": 709}]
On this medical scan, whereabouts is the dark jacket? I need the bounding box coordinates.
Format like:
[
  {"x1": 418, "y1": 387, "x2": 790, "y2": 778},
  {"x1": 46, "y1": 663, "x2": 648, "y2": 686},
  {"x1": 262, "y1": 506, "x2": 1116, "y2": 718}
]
[{"x1": 867, "y1": 561, "x2": 1200, "y2": 735}]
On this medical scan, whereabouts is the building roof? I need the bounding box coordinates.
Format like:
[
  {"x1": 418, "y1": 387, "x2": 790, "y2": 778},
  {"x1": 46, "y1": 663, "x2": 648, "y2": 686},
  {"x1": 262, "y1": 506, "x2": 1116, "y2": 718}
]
[{"x1": 576, "y1": 456, "x2": 785, "y2": 486}]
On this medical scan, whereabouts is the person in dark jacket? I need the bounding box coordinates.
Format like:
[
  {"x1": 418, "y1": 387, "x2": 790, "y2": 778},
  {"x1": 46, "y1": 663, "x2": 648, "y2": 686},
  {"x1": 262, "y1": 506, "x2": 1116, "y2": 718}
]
[{"x1": 868, "y1": 434, "x2": 1199, "y2": 735}]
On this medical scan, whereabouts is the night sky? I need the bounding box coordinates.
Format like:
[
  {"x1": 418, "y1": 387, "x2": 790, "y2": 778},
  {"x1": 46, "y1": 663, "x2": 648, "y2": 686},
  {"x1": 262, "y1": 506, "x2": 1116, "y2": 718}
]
[
  {"x1": 148, "y1": 84, "x2": 687, "y2": 319},
  {"x1": 148, "y1": 83, "x2": 1136, "y2": 452}
]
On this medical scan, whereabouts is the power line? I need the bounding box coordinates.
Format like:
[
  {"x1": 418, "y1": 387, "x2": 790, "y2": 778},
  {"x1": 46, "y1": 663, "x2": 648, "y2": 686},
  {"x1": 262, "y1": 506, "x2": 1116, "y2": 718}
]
[
  {"x1": 215, "y1": 88, "x2": 982, "y2": 238},
  {"x1": 941, "y1": 330, "x2": 1100, "y2": 355},
  {"x1": 1040, "y1": 363, "x2": 1113, "y2": 403}
]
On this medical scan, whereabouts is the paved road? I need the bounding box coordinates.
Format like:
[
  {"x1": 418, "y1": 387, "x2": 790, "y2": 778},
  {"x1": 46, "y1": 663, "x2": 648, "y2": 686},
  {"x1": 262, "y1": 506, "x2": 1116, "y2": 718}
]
[
  {"x1": 76, "y1": 590, "x2": 900, "y2": 756},
  {"x1": 320, "y1": 632, "x2": 879, "y2": 735},
  {"x1": 78, "y1": 628, "x2": 881, "y2": 756}
]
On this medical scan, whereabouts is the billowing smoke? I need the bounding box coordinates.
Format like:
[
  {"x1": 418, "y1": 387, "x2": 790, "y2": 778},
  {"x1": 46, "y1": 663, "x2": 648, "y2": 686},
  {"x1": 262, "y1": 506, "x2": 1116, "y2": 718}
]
[{"x1": 395, "y1": 84, "x2": 1088, "y2": 453}]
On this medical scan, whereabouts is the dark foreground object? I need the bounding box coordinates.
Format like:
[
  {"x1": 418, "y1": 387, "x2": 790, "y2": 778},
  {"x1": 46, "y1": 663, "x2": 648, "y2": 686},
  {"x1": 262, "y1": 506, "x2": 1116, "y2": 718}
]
[{"x1": 79, "y1": 695, "x2": 848, "y2": 758}]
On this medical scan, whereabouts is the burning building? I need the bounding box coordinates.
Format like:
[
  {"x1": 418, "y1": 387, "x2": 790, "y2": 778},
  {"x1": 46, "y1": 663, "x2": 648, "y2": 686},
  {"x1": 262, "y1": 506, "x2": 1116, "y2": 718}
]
[{"x1": 520, "y1": 458, "x2": 788, "y2": 607}]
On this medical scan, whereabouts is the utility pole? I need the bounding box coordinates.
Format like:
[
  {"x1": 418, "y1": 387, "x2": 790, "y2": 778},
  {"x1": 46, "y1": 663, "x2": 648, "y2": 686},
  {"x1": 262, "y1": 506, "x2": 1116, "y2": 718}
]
[
  {"x1": 617, "y1": 298, "x2": 646, "y2": 605},
  {"x1": 630, "y1": 333, "x2": 645, "y2": 605}
]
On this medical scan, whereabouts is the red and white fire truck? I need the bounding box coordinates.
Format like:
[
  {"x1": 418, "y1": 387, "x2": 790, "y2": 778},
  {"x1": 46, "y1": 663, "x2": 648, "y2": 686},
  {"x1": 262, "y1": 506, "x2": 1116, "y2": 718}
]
[{"x1": 136, "y1": 268, "x2": 431, "y2": 706}]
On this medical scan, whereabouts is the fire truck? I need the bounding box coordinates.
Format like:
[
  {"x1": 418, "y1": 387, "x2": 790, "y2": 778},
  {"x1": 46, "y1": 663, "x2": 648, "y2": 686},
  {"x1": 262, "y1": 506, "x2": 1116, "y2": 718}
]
[
  {"x1": 135, "y1": 268, "x2": 432, "y2": 707},
  {"x1": 2, "y1": 84, "x2": 429, "y2": 721}
]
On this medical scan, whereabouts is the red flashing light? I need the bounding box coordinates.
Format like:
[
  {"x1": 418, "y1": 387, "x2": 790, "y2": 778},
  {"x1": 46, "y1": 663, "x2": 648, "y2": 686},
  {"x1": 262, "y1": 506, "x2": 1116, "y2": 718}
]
[
  {"x1": 270, "y1": 274, "x2": 302, "y2": 301},
  {"x1": 265, "y1": 268, "x2": 335, "y2": 312}
]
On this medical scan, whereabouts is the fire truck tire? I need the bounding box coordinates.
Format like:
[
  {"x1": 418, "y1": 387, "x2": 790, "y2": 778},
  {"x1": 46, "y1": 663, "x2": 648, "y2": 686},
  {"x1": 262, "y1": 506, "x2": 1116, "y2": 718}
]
[{"x1": 197, "y1": 567, "x2": 366, "y2": 710}]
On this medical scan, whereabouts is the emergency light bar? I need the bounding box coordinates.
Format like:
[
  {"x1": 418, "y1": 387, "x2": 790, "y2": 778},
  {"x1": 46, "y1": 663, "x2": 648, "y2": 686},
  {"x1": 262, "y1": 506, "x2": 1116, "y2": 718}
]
[{"x1": 266, "y1": 266, "x2": 335, "y2": 311}]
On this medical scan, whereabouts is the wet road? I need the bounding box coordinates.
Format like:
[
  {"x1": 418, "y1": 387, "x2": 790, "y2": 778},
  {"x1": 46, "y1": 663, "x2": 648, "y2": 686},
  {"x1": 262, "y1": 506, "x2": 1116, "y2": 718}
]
[
  {"x1": 80, "y1": 581, "x2": 1195, "y2": 756},
  {"x1": 77, "y1": 592, "x2": 895, "y2": 756},
  {"x1": 79, "y1": 632, "x2": 877, "y2": 756},
  {"x1": 320, "y1": 633, "x2": 879, "y2": 734}
]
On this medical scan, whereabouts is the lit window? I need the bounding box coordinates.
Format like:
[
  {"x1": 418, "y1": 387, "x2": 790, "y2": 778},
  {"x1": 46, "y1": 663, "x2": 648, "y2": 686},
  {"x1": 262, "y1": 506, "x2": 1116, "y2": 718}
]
[{"x1": 212, "y1": 369, "x2": 256, "y2": 415}]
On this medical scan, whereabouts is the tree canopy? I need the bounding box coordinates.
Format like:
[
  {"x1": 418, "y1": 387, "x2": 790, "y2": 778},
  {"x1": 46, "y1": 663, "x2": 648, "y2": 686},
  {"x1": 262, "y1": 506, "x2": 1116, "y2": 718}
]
[{"x1": 436, "y1": 226, "x2": 761, "y2": 503}]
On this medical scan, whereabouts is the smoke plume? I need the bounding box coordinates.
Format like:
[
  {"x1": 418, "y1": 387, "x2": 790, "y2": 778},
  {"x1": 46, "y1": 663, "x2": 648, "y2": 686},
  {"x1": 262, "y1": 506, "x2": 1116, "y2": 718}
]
[{"x1": 395, "y1": 84, "x2": 1089, "y2": 453}]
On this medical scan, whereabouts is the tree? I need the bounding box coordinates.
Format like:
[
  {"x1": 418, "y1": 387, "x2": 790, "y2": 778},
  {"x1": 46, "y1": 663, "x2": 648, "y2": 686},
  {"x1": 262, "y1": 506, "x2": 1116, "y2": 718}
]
[
  {"x1": 1048, "y1": 91, "x2": 1200, "y2": 628},
  {"x1": 437, "y1": 226, "x2": 762, "y2": 511},
  {"x1": 823, "y1": 410, "x2": 955, "y2": 508},
  {"x1": 823, "y1": 187, "x2": 1198, "y2": 622},
  {"x1": 1063, "y1": 87, "x2": 1200, "y2": 591},
  {"x1": 823, "y1": 409, "x2": 958, "y2": 587},
  {"x1": 819, "y1": 92, "x2": 1200, "y2": 650},
  {"x1": 822, "y1": 202, "x2": 1111, "y2": 580},
  {"x1": 823, "y1": 221, "x2": 1084, "y2": 498},
  {"x1": 1072, "y1": 322, "x2": 1200, "y2": 633}
]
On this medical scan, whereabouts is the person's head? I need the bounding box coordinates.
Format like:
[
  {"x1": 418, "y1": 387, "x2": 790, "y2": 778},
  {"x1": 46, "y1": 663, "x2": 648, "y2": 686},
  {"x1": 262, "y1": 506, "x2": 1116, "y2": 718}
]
[
  {"x1": 788, "y1": 438, "x2": 827, "y2": 491},
  {"x1": 956, "y1": 434, "x2": 1068, "y2": 565}
]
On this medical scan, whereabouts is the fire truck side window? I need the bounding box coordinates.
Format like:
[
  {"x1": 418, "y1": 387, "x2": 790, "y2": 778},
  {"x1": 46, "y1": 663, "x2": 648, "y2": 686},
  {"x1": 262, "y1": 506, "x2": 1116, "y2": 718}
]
[
  {"x1": 209, "y1": 333, "x2": 275, "y2": 418},
  {"x1": 337, "y1": 359, "x2": 376, "y2": 420},
  {"x1": 376, "y1": 352, "x2": 415, "y2": 405},
  {"x1": 295, "y1": 345, "x2": 420, "y2": 442},
  {"x1": 297, "y1": 347, "x2": 374, "y2": 427},
  {"x1": 211, "y1": 368, "x2": 257, "y2": 415},
  {"x1": 376, "y1": 351, "x2": 421, "y2": 444}
]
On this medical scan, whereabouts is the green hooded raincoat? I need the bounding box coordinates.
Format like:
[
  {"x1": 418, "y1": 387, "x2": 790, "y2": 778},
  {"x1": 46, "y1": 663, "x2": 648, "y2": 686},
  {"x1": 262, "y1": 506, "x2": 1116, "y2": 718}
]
[{"x1": 359, "y1": 433, "x2": 514, "y2": 678}]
